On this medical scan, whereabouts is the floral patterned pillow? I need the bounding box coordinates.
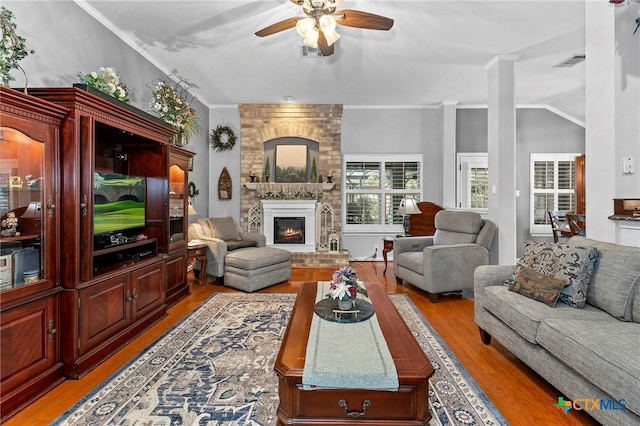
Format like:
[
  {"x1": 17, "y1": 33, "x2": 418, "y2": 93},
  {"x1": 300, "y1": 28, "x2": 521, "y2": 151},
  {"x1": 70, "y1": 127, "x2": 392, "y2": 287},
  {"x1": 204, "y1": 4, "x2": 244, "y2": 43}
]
[{"x1": 505, "y1": 240, "x2": 599, "y2": 308}]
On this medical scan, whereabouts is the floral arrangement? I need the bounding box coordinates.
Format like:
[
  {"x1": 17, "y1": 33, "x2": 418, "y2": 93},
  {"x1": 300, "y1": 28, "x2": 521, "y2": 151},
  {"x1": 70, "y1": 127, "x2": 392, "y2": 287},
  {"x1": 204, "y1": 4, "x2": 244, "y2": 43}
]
[
  {"x1": 327, "y1": 266, "x2": 368, "y2": 301},
  {"x1": 0, "y1": 6, "x2": 34, "y2": 87},
  {"x1": 1, "y1": 211, "x2": 18, "y2": 231},
  {"x1": 79, "y1": 67, "x2": 129, "y2": 103},
  {"x1": 148, "y1": 74, "x2": 199, "y2": 145}
]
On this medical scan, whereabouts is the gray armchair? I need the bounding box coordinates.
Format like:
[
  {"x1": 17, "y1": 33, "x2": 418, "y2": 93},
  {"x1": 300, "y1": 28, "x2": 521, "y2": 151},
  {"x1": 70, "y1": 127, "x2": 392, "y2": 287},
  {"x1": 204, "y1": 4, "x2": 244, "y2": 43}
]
[
  {"x1": 394, "y1": 210, "x2": 496, "y2": 302},
  {"x1": 187, "y1": 216, "x2": 266, "y2": 282}
]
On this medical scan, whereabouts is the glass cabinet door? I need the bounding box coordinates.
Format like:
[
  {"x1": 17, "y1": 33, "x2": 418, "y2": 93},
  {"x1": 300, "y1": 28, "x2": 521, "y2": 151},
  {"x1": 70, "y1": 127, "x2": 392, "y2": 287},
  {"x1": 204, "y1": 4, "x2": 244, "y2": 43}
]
[
  {"x1": 0, "y1": 128, "x2": 45, "y2": 292},
  {"x1": 169, "y1": 164, "x2": 186, "y2": 247}
]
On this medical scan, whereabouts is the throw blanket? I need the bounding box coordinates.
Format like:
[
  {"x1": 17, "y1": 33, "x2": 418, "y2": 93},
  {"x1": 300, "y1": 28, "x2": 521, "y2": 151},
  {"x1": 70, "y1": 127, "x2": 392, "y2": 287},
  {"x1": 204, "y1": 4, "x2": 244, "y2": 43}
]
[{"x1": 302, "y1": 282, "x2": 399, "y2": 390}]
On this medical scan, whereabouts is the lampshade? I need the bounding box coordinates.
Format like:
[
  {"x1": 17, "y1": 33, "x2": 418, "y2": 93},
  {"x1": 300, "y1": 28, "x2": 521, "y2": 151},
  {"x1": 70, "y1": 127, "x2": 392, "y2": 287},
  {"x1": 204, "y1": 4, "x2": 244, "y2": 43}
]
[
  {"x1": 296, "y1": 17, "x2": 315, "y2": 38},
  {"x1": 187, "y1": 199, "x2": 198, "y2": 216},
  {"x1": 396, "y1": 198, "x2": 421, "y2": 215},
  {"x1": 319, "y1": 15, "x2": 336, "y2": 33},
  {"x1": 304, "y1": 28, "x2": 319, "y2": 48}
]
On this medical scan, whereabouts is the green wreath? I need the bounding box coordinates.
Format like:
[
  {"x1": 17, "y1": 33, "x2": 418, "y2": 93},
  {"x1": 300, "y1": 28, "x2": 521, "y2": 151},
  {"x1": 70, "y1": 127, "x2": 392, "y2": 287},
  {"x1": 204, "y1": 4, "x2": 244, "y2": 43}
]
[
  {"x1": 209, "y1": 125, "x2": 237, "y2": 152},
  {"x1": 188, "y1": 181, "x2": 199, "y2": 198}
]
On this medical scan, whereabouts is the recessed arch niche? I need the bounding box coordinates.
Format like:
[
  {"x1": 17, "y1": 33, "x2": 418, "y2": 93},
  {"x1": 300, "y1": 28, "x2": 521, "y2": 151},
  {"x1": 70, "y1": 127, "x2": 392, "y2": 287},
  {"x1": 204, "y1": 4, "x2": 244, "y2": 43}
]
[{"x1": 264, "y1": 137, "x2": 320, "y2": 183}]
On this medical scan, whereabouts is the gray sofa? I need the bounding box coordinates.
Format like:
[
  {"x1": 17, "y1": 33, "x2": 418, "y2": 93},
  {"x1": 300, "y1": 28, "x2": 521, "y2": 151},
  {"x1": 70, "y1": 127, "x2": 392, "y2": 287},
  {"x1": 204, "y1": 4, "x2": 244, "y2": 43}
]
[{"x1": 474, "y1": 236, "x2": 640, "y2": 425}]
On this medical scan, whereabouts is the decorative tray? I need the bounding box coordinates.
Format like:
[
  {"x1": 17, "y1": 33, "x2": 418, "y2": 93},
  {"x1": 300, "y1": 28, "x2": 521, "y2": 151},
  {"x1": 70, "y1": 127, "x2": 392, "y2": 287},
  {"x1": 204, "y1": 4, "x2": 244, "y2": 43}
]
[{"x1": 313, "y1": 298, "x2": 375, "y2": 323}]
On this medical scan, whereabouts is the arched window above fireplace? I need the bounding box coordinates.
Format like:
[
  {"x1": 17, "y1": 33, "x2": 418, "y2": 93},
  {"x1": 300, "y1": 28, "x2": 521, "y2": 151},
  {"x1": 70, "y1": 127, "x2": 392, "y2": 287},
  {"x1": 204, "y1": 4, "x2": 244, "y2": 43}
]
[{"x1": 264, "y1": 137, "x2": 320, "y2": 183}]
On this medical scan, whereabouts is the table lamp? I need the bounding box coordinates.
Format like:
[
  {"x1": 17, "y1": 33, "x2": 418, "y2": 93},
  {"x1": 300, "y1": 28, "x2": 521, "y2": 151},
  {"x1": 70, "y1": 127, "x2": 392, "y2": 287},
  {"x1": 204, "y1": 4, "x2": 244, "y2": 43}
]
[
  {"x1": 396, "y1": 198, "x2": 421, "y2": 236},
  {"x1": 187, "y1": 198, "x2": 198, "y2": 216}
]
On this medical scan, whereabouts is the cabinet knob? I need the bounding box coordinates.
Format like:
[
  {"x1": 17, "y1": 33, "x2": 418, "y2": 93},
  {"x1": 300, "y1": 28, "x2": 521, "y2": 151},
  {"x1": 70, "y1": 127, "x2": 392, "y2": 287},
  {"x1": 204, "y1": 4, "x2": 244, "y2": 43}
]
[
  {"x1": 80, "y1": 194, "x2": 88, "y2": 216},
  {"x1": 48, "y1": 320, "x2": 57, "y2": 343},
  {"x1": 47, "y1": 195, "x2": 56, "y2": 218}
]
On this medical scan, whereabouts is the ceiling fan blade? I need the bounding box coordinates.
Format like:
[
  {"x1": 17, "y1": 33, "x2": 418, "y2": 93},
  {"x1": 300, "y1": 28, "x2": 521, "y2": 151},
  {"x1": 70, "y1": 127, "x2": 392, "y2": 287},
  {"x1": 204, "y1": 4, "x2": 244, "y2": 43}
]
[
  {"x1": 318, "y1": 31, "x2": 335, "y2": 56},
  {"x1": 335, "y1": 9, "x2": 394, "y2": 30},
  {"x1": 255, "y1": 17, "x2": 300, "y2": 37}
]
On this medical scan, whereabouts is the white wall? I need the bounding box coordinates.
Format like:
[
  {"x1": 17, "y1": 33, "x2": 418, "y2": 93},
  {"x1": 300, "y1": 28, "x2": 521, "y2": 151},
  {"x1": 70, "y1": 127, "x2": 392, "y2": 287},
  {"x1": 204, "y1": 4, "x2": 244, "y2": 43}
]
[{"x1": 585, "y1": 2, "x2": 640, "y2": 243}]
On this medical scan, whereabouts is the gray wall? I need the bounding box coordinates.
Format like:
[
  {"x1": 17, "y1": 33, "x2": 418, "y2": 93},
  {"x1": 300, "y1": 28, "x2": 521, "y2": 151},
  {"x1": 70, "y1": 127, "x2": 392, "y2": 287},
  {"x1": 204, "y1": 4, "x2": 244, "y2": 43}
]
[
  {"x1": 7, "y1": 1, "x2": 587, "y2": 261},
  {"x1": 457, "y1": 107, "x2": 585, "y2": 256},
  {"x1": 4, "y1": 1, "x2": 210, "y2": 216},
  {"x1": 340, "y1": 107, "x2": 443, "y2": 259}
]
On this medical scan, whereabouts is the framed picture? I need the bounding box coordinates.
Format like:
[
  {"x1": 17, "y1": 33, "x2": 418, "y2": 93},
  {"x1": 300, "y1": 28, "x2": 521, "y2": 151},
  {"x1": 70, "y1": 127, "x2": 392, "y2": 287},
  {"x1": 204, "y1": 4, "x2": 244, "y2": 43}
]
[
  {"x1": 275, "y1": 145, "x2": 307, "y2": 183},
  {"x1": 188, "y1": 157, "x2": 193, "y2": 171}
]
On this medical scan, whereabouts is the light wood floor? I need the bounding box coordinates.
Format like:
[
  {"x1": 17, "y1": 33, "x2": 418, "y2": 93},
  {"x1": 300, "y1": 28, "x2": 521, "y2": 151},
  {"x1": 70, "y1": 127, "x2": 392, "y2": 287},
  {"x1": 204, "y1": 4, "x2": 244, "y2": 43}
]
[{"x1": 5, "y1": 262, "x2": 597, "y2": 426}]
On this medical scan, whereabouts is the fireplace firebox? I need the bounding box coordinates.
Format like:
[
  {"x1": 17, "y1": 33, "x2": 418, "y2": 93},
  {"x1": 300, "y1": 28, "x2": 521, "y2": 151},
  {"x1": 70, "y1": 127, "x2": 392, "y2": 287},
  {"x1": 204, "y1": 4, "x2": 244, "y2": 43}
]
[{"x1": 274, "y1": 217, "x2": 305, "y2": 244}]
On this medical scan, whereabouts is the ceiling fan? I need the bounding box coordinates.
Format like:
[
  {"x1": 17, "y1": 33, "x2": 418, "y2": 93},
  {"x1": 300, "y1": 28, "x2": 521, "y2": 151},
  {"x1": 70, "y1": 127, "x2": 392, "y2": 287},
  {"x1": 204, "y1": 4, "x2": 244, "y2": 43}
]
[{"x1": 255, "y1": 0, "x2": 394, "y2": 56}]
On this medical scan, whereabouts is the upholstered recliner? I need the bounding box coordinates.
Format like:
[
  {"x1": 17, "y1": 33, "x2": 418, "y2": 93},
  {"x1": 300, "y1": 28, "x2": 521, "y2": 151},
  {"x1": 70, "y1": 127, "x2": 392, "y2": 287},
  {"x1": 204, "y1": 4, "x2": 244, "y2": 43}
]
[
  {"x1": 187, "y1": 216, "x2": 266, "y2": 282},
  {"x1": 394, "y1": 210, "x2": 496, "y2": 302}
]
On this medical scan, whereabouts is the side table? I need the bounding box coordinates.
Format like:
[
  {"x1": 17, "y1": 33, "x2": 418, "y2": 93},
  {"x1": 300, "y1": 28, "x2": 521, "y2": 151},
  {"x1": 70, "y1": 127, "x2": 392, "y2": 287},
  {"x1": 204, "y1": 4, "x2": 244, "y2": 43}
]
[
  {"x1": 382, "y1": 237, "x2": 395, "y2": 275},
  {"x1": 187, "y1": 243, "x2": 208, "y2": 285}
]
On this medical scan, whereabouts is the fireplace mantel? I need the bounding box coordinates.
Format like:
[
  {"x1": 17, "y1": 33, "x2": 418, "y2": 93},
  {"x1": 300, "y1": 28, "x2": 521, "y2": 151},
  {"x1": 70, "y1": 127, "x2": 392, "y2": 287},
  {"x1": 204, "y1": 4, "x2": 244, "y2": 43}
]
[{"x1": 245, "y1": 182, "x2": 334, "y2": 200}]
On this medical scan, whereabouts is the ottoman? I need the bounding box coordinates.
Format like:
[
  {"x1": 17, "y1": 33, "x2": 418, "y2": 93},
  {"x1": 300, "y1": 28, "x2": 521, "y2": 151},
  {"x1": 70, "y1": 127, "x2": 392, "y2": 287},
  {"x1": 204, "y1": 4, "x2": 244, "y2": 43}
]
[{"x1": 224, "y1": 247, "x2": 291, "y2": 292}]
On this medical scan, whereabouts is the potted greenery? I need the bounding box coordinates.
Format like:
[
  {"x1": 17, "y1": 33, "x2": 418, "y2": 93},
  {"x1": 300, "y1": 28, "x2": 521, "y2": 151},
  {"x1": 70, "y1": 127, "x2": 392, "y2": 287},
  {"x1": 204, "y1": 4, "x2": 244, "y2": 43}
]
[
  {"x1": 310, "y1": 158, "x2": 318, "y2": 183},
  {"x1": 0, "y1": 6, "x2": 34, "y2": 88},
  {"x1": 149, "y1": 74, "x2": 200, "y2": 146},
  {"x1": 264, "y1": 157, "x2": 271, "y2": 182},
  {"x1": 78, "y1": 67, "x2": 130, "y2": 103}
]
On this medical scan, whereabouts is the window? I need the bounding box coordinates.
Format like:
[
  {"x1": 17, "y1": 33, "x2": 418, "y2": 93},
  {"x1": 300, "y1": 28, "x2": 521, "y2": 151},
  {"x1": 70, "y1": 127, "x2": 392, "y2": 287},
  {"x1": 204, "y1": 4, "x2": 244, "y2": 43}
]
[
  {"x1": 343, "y1": 155, "x2": 422, "y2": 233},
  {"x1": 457, "y1": 153, "x2": 488, "y2": 210},
  {"x1": 530, "y1": 153, "x2": 579, "y2": 235}
]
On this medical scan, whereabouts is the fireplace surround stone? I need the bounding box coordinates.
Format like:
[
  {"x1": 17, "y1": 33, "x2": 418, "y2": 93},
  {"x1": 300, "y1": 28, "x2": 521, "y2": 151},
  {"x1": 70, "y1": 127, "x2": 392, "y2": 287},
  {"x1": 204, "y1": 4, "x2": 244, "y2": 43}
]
[{"x1": 239, "y1": 104, "x2": 342, "y2": 239}]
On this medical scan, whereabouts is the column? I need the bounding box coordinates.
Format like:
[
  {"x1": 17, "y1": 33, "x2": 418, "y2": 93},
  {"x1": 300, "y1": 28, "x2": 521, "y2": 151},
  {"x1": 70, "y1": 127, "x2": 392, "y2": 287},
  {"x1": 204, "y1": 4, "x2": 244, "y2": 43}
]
[
  {"x1": 485, "y1": 55, "x2": 518, "y2": 264},
  {"x1": 441, "y1": 101, "x2": 458, "y2": 208}
]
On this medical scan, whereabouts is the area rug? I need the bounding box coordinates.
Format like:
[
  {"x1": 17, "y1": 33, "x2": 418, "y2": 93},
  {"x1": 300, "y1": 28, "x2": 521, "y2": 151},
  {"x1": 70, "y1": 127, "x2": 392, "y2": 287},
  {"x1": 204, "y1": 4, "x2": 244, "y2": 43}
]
[{"x1": 53, "y1": 292, "x2": 507, "y2": 426}]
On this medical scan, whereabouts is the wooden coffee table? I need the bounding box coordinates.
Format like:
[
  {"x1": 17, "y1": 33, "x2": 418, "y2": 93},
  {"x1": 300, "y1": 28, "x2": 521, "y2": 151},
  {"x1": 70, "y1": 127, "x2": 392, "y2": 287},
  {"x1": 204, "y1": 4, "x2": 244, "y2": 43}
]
[{"x1": 274, "y1": 282, "x2": 434, "y2": 425}]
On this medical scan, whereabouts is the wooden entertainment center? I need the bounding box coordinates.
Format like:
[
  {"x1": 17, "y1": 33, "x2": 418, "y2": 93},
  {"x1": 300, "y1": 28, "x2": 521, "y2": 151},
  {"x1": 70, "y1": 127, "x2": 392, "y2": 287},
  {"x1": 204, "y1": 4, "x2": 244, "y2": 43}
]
[{"x1": 0, "y1": 87, "x2": 194, "y2": 420}]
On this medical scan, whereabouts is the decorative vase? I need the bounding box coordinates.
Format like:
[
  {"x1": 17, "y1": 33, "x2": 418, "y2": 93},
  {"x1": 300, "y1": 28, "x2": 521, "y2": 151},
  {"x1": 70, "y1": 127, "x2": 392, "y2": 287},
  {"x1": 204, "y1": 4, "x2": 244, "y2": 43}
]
[{"x1": 338, "y1": 296, "x2": 355, "y2": 311}]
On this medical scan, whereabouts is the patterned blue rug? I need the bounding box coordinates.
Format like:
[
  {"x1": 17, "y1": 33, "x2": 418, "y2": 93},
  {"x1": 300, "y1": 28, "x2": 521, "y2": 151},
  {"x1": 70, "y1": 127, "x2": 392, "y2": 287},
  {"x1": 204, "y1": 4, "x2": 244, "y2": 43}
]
[{"x1": 53, "y1": 292, "x2": 507, "y2": 425}]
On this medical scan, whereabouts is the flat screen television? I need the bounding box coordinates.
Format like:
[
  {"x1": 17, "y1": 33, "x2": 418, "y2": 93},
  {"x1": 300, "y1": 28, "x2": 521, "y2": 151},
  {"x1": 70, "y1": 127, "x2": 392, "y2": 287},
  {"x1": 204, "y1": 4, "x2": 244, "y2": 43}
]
[{"x1": 94, "y1": 172, "x2": 146, "y2": 235}]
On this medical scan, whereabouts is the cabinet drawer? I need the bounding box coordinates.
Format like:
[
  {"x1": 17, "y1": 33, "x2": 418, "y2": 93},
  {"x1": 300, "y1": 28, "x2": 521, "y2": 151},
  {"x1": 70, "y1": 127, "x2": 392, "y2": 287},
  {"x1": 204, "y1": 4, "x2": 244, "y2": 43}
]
[{"x1": 294, "y1": 385, "x2": 418, "y2": 420}]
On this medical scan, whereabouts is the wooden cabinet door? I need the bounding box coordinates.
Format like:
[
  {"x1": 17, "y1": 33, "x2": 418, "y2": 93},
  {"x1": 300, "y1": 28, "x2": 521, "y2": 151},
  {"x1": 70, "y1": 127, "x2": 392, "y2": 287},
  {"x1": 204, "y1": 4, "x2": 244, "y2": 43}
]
[
  {"x1": 165, "y1": 251, "x2": 188, "y2": 307},
  {"x1": 0, "y1": 295, "x2": 61, "y2": 415},
  {"x1": 78, "y1": 274, "x2": 130, "y2": 355},
  {"x1": 131, "y1": 261, "x2": 165, "y2": 321}
]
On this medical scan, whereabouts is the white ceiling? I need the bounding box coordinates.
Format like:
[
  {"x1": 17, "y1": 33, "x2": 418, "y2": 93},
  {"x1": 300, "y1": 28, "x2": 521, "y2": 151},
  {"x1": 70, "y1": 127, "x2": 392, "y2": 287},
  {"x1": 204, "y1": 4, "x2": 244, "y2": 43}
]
[{"x1": 82, "y1": 0, "x2": 587, "y2": 121}]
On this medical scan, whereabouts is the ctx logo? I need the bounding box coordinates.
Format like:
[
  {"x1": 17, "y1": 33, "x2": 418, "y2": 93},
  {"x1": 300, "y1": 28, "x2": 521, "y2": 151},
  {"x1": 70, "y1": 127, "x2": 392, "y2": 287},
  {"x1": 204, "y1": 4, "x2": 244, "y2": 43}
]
[{"x1": 554, "y1": 397, "x2": 626, "y2": 413}]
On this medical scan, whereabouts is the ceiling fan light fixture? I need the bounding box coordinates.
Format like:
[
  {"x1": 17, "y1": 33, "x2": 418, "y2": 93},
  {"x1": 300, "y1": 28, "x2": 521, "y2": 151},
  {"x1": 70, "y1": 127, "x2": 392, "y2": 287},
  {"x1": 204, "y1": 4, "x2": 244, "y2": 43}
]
[
  {"x1": 296, "y1": 17, "x2": 315, "y2": 37},
  {"x1": 303, "y1": 0, "x2": 313, "y2": 14},
  {"x1": 324, "y1": 29, "x2": 340, "y2": 46},
  {"x1": 304, "y1": 28, "x2": 319, "y2": 48},
  {"x1": 319, "y1": 14, "x2": 336, "y2": 32}
]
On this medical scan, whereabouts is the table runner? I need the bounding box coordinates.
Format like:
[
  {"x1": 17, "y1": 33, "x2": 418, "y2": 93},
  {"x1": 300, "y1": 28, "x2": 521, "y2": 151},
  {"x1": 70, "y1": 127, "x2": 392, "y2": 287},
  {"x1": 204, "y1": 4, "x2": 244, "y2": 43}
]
[{"x1": 302, "y1": 282, "x2": 399, "y2": 390}]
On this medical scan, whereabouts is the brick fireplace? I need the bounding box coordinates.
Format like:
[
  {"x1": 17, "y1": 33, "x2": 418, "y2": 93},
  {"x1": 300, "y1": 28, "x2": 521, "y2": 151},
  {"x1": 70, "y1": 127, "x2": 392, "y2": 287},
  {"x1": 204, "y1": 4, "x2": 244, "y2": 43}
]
[{"x1": 239, "y1": 104, "x2": 343, "y2": 237}]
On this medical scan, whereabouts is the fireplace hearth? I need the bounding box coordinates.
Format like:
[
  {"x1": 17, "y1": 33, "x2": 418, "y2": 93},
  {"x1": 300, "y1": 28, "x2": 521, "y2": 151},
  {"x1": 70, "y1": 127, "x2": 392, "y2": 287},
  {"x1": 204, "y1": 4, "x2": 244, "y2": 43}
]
[{"x1": 274, "y1": 217, "x2": 305, "y2": 244}]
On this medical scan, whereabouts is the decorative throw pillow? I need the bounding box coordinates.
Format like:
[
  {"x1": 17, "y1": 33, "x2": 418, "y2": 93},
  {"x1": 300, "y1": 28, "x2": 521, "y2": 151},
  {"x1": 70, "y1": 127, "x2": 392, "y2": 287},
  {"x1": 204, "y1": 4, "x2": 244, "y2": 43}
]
[
  {"x1": 509, "y1": 267, "x2": 567, "y2": 307},
  {"x1": 208, "y1": 217, "x2": 241, "y2": 241},
  {"x1": 506, "y1": 240, "x2": 599, "y2": 308},
  {"x1": 226, "y1": 239, "x2": 257, "y2": 251}
]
